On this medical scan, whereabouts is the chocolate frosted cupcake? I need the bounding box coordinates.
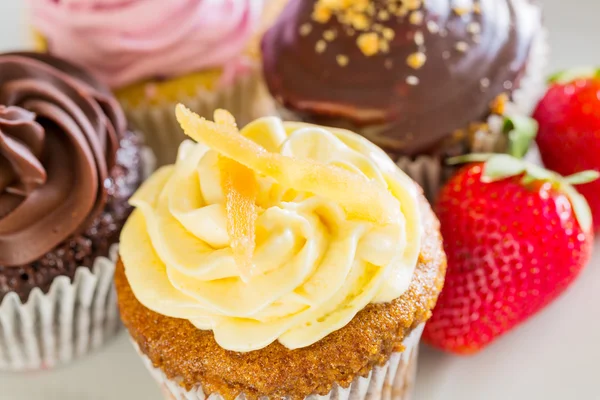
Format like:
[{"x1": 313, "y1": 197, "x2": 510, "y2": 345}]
[
  {"x1": 116, "y1": 106, "x2": 446, "y2": 400},
  {"x1": 262, "y1": 0, "x2": 547, "y2": 201},
  {"x1": 0, "y1": 52, "x2": 148, "y2": 371}
]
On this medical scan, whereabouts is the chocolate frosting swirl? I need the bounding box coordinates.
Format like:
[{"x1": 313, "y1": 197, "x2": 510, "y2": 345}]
[
  {"x1": 262, "y1": 0, "x2": 542, "y2": 155},
  {"x1": 0, "y1": 52, "x2": 125, "y2": 266}
]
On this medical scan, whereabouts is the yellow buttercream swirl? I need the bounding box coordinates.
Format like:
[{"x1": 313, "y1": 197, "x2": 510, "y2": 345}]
[{"x1": 120, "y1": 115, "x2": 422, "y2": 352}]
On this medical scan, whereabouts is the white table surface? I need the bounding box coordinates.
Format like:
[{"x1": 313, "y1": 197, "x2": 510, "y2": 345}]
[{"x1": 1, "y1": 1, "x2": 599, "y2": 399}]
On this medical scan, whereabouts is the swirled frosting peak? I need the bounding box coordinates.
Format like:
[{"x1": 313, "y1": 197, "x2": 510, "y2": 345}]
[
  {"x1": 0, "y1": 106, "x2": 46, "y2": 197},
  {"x1": 0, "y1": 52, "x2": 124, "y2": 266},
  {"x1": 30, "y1": 0, "x2": 265, "y2": 88},
  {"x1": 120, "y1": 105, "x2": 422, "y2": 352}
]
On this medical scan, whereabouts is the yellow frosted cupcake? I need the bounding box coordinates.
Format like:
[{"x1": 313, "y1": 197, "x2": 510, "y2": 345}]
[
  {"x1": 115, "y1": 105, "x2": 446, "y2": 400},
  {"x1": 29, "y1": 0, "x2": 284, "y2": 165}
]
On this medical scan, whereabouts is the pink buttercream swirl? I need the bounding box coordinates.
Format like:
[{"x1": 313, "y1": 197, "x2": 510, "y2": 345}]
[{"x1": 29, "y1": 0, "x2": 264, "y2": 89}]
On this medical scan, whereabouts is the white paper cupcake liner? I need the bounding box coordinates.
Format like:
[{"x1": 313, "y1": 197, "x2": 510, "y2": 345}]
[
  {"x1": 0, "y1": 245, "x2": 120, "y2": 371},
  {"x1": 122, "y1": 68, "x2": 276, "y2": 167},
  {"x1": 0, "y1": 147, "x2": 155, "y2": 372},
  {"x1": 134, "y1": 324, "x2": 424, "y2": 400}
]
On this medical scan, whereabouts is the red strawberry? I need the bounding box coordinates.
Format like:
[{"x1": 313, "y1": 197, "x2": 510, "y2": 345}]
[
  {"x1": 423, "y1": 154, "x2": 596, "y2": 354},
  {"x1": 534, "y1": 69, "x2": 600, "y2": 229}
]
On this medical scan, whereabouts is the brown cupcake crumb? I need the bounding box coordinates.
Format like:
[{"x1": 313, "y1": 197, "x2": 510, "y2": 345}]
[{"x1": 116, "y1": 193, "x2": 446, "y2": 400}]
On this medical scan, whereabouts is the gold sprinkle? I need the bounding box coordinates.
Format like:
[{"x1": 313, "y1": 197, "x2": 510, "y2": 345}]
[
  {"x1": 350, "y1": 13, "x2": 370, "y2": 30},
  {"x1": 453, "y1": 7, "x2": 470, "y2": 16},
  {"x1": 385, "y1": 59, "x2": 394, "y2": 69},
  {"x1": 405, "y1": 0, "x2": 422, "y2": 11},
  {"x1": 346, "y1": 28, "x2": 356, "y2": 36},
  {"x1": 414, "y1": 31, "x2": 425, "y2": 46},
  {"x1": 406, "y1": 75, "x2": 420, "y2": 86},
  {"x1": 313, "y1": 4, "x2": 332, "y2": 23},
  {"x1": 357, "y1": 32, "x2": 380, "y2": 56},
  {"x1": 316, "y1": 40, "x2": 327, "y2": 53},
  {"x1": 382, "y1": 27, "x2": 395, "y2": 41},
  {"x1": 480, "y1": 78, "x2": 490, "y2": 88},
  {"x1": 453, "y1": 129, "x2": 466, "y2": 141},
  {"x1": 491, "y1": 93, "x2": 509, "y2": 114},
  {"x1": 379, "y1": 39, "x2": 390, "y2": 53},
  {"x1": 467, "y1": 22, "x2": 481, "y2": 34},
  {"x1": 336, "y1": 54, "x2": 349, "y2": 67},
  {"x1": 395, "y1": 5, "x2": 409, "y2": 17},
  {"x1": 354, "y1": 0, "x2": 370, "y2": 12},
  {"x1": 427, "y1": 20, "x2": 440, "y2": 34},
  {"x1": 323, "y1": 29, "x2": 337, "y2": 41},
  {"x1": 407, "y1": 52, "x2": 427, "y2": 69},
  {"x1": 373, "y1": 23, "x2": 384, "y2": 32},
  {"x1": 455, "y1": 41, "x2": 469, "y2": 52},
  {"x1": 409, "y1": 11, "x2": 424, "y2": 25},
  {"x1": 299, "y1": 23, "x2": 312, "y2": 36},
  {"x1": 378, "y1": 10, "x2": 390, "y2": 20}
]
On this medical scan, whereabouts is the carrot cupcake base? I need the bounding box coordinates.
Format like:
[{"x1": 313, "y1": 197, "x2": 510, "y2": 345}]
[
  {"x1": 116, "y1": 193, "x2": 445, "y2": 400},
  {"x1": 137, "y1": 324, "x2": 424, "y2": 400}
]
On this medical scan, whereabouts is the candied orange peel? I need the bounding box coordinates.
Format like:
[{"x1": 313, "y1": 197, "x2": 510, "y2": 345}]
[
  {"x1": 219, "y1": 156, "x2": 258, "y2": 282},
  {"x1": 174, "y1": 104, "x2": 401, "y2": 227},
  {"x1": 213, "y1": 108, "x2": 257, "y2": 281}
]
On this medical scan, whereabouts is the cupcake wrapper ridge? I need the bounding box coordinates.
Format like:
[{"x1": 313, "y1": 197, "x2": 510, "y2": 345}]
[
  {"x1": 0, "y1": 147, "x2": 156, "y2": 371},
  {"x1": 123, "y1": 68, "x2": 276, "y2": 167},
  {"x1": 133, "y1": 324, "x2": 424, "y2": 400}
]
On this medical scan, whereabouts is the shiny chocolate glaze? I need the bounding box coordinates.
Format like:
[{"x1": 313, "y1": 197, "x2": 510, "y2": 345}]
[{"x1": 262, "y1": 0, "x2": 542, "y2": 156}]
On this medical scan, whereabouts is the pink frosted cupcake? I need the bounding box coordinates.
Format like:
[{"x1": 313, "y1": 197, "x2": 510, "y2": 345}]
[{"x1": 29, "y1": 0, "x2": 277, "y2": 165}]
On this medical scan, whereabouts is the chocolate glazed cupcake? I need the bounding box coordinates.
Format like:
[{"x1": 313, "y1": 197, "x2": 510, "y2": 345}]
[
  {"x1": 262, "y1": 0, "x2": 547, "y2": 201},
  {"x1": 0, "y1": 52, "x2": 148, "y2": 371}
]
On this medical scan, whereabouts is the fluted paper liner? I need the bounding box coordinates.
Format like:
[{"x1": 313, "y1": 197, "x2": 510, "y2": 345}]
[
  {"x1": 133, "y1": 324, "x2": 424, "y2": 400},
  {"x1": 122, "y1": 68, "x2": 277, "y2": 167},
  {"x1": 0, "y1": 148, "x2": 155, "y2": 371}
]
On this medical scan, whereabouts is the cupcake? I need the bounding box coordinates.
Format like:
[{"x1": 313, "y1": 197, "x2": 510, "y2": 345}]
[
  {"x1": 29, "y1": 0, "x2": 275, "y2": 166},
  {"x1": 261, "y1": 0, "x2": 547, "y2": 201},
  {"x1": 0, "y1": 52, "x2": 149, "y2": 371},
  {"x1": 115, "y1": 105, "x2": 446, "y2": 400}
]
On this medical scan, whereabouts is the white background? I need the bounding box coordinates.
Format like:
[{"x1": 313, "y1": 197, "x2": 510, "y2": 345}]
[{"x1": 0, "y1": 1, "x2": 599, "y2": 399}]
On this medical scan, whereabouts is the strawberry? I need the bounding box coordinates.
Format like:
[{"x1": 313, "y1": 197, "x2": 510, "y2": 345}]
[
  {"x1": 533, "y1": 68, "x2": 600, "y2": 229},
  {"x1": 423, "y1": 154, "x2": 596, "y2": 354}
]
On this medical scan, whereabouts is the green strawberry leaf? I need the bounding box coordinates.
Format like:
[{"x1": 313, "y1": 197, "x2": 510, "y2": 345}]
[
  {"x1": 504, "y1": 116, "x2": 538, "y2": 159},
  {"x1": 448, "y1": 151, "x2": 597, "y2": 232},
  {"x1": 548, "y1": 67, "x2": 600, "y2": 84},
  {"x1": 481, "y1": 154, "x2": 527, "y2": 182},
  {"x1": 563, "y1": 170, "x2": 600, "y2": 185}
]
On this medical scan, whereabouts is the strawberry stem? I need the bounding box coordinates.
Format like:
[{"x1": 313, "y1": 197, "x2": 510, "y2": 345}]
[{"x1": 504, "y1": 116, "x2": 538, "y2": 159}]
